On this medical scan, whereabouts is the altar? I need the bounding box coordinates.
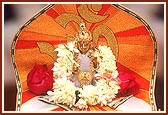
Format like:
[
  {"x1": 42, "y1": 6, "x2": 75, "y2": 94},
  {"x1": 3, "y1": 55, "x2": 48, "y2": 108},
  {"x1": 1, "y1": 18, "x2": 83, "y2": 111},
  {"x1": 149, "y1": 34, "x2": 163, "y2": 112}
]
[{"x1": 11, "y1": 4, "x2": 157, "y2": 112}]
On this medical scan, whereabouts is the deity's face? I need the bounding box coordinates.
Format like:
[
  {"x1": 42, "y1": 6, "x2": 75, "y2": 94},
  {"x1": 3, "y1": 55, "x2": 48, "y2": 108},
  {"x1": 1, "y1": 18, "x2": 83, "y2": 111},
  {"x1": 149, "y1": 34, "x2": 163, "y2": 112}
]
[
  {"x1": 76, "y1": 23, "x2": 92, "y2": 54},
  {"x1": 77, "y1": 39, "x2": 91, "y2": 54}
]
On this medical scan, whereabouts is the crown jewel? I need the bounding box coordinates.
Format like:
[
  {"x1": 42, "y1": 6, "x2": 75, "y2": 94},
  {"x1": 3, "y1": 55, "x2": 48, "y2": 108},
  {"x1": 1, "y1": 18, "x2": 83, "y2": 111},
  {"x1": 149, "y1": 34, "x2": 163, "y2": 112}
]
[{"x1": 76, "y1": 23, "x2": 92, "y2": 41}]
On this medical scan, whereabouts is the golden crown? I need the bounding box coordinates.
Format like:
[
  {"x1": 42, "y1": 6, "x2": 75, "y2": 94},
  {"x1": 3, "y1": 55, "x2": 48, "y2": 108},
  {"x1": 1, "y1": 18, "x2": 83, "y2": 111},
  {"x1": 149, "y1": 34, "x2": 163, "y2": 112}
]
[{"x1": 75, "y1": 23, "x2": 92, "y2": 41}]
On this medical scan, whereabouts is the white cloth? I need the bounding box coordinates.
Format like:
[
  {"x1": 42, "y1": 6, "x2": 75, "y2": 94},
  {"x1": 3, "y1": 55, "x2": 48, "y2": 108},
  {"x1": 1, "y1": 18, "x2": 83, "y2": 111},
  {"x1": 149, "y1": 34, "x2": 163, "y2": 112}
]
[{"x1": 21, "y1": 96, "x2": 152, "y2": 112}]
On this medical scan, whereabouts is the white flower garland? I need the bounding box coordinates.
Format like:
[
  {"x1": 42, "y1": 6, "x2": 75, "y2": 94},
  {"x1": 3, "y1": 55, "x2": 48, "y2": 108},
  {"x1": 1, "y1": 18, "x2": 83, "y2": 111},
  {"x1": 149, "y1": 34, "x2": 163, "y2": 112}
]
[
  {"x1": 48, "y1": 41, "x2": 120, "y2": 109},
  {"x1": 94, "y1": 45, "x2": 118, "y2": 78},
  {"x1": 52, "y1": 41, "x2": 79, "y2": 78}
]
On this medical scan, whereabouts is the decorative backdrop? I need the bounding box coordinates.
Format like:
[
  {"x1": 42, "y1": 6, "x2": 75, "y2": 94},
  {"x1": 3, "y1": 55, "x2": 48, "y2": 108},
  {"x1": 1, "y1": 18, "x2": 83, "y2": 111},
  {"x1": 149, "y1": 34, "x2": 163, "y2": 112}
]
[{"x1": 11, "y1": 4, "x2": 157, "y2": 111}]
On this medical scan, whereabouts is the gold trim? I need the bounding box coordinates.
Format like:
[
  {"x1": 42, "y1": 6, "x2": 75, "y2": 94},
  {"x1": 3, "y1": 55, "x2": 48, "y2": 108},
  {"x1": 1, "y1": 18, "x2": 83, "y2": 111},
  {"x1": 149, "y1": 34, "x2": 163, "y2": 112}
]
[
  {"x1": 92, "y1": 24, "x2": 118, "y2": 58},
  {"x1": 91, "y1": 4, "x2": 103, "y2": 12},
  {"x1": 55, "y1": 13, "x2": 83, "y2": 28},
  {"x1": 37, "y1": 42, "x2": 57, "y2": 61},
  {"x1": 77, "y1": 4, "x2": 108, "y2": 23}
]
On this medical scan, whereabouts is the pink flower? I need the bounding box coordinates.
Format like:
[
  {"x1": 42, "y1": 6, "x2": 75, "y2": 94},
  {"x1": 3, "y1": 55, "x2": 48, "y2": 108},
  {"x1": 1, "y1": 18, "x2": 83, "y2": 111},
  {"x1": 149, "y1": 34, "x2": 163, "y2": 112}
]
[
  {"x1": 27, "y1": 64, "x2": 53, "y2": 95},
  {"x1": 117, "y1": 72, "x2": 139, "y2": 97},
  {"x1": 95, "y1": 73, "x2": 121, "y2": 84},
  {"x1": 103, "y1": 73, "x2": 121, "y2": 84}
]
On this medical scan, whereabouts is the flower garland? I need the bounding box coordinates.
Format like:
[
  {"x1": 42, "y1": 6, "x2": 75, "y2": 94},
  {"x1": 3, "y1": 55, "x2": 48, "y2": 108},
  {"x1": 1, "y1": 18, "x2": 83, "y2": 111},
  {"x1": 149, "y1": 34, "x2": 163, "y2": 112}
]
[
  {"x1": 94, "y1": 45, "x2": 118, "y2": 78},
  {"x1": 48, "y1": 41, "x2": 120, "y2": 109},
  {"x1": 52, "y1": 41, "x2": 79, "y2": 78}
]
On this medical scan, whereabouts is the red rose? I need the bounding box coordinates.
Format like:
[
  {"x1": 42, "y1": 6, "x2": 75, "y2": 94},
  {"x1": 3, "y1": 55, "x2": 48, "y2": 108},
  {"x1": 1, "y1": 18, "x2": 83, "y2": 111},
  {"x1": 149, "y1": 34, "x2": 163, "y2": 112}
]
[
  {"x1": 27, "y1": 64, "x2": 53, "y2": 95},
  {"x1": 117, "y1": 72, "x2": 139, "y2": 97}
]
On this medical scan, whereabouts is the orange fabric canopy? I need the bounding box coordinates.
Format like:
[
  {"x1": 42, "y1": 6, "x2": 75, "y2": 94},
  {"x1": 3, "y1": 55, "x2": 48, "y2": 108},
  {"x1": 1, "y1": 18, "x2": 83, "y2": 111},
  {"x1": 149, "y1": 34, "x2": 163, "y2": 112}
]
[{"x1": 11, "y1": 4, "x2": 157, "y2": 111}]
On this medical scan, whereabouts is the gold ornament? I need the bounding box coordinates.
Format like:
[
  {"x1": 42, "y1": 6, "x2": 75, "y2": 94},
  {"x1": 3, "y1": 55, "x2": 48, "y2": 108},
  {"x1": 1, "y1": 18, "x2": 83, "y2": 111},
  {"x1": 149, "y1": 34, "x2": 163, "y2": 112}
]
[{"x1": 78, "y1": 72, "x2": 93, "y2": 87}]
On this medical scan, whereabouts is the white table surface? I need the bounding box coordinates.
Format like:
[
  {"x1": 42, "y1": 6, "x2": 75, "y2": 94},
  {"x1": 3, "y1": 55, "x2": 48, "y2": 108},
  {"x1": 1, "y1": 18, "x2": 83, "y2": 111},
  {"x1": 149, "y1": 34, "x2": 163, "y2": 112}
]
[{"x1": 21, "y1": 96, "x2": 152, "y2": 112}]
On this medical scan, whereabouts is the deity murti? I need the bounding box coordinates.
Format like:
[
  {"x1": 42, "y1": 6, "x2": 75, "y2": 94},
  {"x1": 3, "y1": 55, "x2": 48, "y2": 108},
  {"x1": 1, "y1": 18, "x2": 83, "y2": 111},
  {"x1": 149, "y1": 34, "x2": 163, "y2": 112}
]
[{"x1": 73, "y1": 23, "x2": 97, "y2": 87}]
